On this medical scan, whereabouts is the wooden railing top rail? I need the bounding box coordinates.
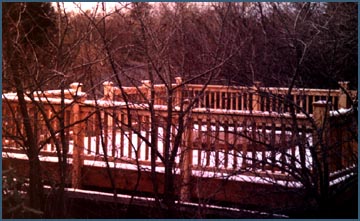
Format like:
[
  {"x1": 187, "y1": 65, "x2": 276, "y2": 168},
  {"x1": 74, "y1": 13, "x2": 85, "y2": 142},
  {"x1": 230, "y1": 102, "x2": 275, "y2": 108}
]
[
  {"x1": 5, "y1": 93, "x2": 308, "y2": 120},
  {"x1": 102, "y1": 78, "x2": 356, "y2": 113},
  {"x1": 186, "y1": 83, "x2": 348, "y2": 96},
  {"x1": 178, "y1": 81, "x2": 356, "y2": 95},
  {"x1": 2, "y1": 82, "x2": 356, "y2": 114},
  {"x1": 2, "y1": 92, "x2": 84, "y2": 105},
  {"x1": 112, "y1": 82, "x2": 348, "y2": 96}
]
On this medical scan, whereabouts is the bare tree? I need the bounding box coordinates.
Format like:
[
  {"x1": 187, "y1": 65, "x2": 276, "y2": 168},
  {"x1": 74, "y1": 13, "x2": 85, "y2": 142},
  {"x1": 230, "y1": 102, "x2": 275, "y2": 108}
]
[
  {"x1": 2, "y1": 2, "x2": 357, "y2": 218},
  {"x1": 2, "y1": 2, "x2": 101, "y2": 218}
]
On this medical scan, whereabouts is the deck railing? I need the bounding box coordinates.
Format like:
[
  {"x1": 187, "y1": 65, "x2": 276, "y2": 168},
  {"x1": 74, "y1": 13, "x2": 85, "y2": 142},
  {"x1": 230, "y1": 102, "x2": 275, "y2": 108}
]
[
  {"x1": 105, "y1": 78, "x2": 356, "y2": 115},
  {"x1": 2, "y1": 80, "x2": 357, "y2": 191}
]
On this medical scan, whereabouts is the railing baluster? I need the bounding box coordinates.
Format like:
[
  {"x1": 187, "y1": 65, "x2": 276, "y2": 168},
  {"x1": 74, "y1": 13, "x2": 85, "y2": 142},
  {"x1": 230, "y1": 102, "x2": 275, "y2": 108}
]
[
  {"x1": 120, "y1": 113, "x2": 125, "y2": 158},
  {"x1": 251, "y1": 121, "x2": 256, "y2": 171},
  {"x1": 103, "y1": 111, "x2": 108, "y2": 155},
  {"x1": 206, "y1": 117, "x2": 211, "y2": 167},
  {"x1": 95, "y1": 113, "x2": 100, "y2": 155},
  {"x1": 197, "y1": 116, "x2": 203, "y2": 166},
  {"x1": 86, "y1": 112, "x2": 92, "y2": 155},
  {"x1": 270, "y1": 122, "x2": 276, "y2": 172},
  {"x1": 233, "y1": 120, "x2": 238, "y2": 169},
  {"x1": 112, "y1": 111, "x2": 117, "y2": 157},
  {"x1": 241, "y1": 119, "x2": 248, "y2": 169},
  {"x1": 280, "y1": 122, "x2": 286, "y2": 173},
  {"x1": 261, "y1": 122, "x2": 266, "y2": 171},
  {"x1": 224, "y1": 119, "x2": 229, "y2": 169},
  {"x1": 215, "y1": 120, "x2": 219, "y2": 168}
]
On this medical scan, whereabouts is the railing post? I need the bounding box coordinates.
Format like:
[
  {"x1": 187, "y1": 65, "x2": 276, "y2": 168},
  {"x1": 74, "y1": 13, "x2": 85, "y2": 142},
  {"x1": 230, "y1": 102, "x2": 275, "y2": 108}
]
[
  {"x1": 252, "y1": 81, "x2": 261, "y2": 111},
  {"x1": 180, "y1": 99, "x2": 192, "y2": 202},
  {"x1": 175, "y1": 77, "x2": 182, "y2": 106},
  {"x1": 70, "y1": 82, "x2": 83, "y2": 93},
  {"x1": 69, "y1": 82, "x2": 83, "y2": 101},
  {"x1": 103, "y1": 81, "x2": 114, "y2": 100},
  {"x1": 71, "y1": 94, "x2": 86, "y2": 189},
  {"x1": 338, "y1": 81, "x2": 349, "y2": 109},
  {"x1": 313, "y1": 100, "x2": 330, "y2": 127},
  {"x1": 312, "y1": 100, "x2": 331, "y2": 195}
]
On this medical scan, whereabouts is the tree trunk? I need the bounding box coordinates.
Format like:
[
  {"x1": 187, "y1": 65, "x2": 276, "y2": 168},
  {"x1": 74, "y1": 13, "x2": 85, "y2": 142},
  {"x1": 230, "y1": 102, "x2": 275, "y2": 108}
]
[
  {"x1": 28, "y1": 151, "x2": 44, "y2": 215},
  {"x1": 163, "y1": 163, "x2": 176, "y2": 217},
  {"x1": 13, "y1": 73, "x2": 44, "y2": 214}
]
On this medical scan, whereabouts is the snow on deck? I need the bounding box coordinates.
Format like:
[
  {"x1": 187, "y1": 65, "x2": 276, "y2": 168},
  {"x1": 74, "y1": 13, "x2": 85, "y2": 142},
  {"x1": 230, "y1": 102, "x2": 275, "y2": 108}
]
[
  {"x1": 35, "y1": 125, "x2": 313, "y2": 170},
  {"x1": 3, "y1": 151, "x2": 302, "y2": 188},
  {"x1": 3, "y1": 123, "x2": 318, "y2": 188}
]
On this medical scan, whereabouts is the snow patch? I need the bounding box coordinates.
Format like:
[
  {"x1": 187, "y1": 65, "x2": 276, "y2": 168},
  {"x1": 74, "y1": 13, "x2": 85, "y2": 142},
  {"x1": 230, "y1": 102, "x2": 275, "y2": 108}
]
[{"x1": 329, "y1": 108, "x2": 353, "y2": 117}]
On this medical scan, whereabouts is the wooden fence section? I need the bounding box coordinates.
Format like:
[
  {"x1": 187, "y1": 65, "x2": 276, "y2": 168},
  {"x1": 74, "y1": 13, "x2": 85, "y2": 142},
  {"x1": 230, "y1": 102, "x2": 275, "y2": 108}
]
[
  {"x1": 188, "y1": 109, "x2": 313, "y2": 172},
  {"x1": 327, "y1": 106, "x2": 358, "y2": 173},
  {"x1": 2, "y1": 81, "x2": 357, "y2": 193},
  {"x1": 106, "y1": 78, "x2": 356, "y2": 114},
  {"x1": 76, "y1": 105, "x2": 314, "y2": 173}
]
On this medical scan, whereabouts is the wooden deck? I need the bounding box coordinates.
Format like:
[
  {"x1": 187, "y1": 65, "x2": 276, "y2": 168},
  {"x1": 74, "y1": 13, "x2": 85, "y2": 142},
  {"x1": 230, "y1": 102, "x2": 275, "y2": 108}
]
[{"x1": 2, "y1": 79, "x2": 357, "y2": 208}]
